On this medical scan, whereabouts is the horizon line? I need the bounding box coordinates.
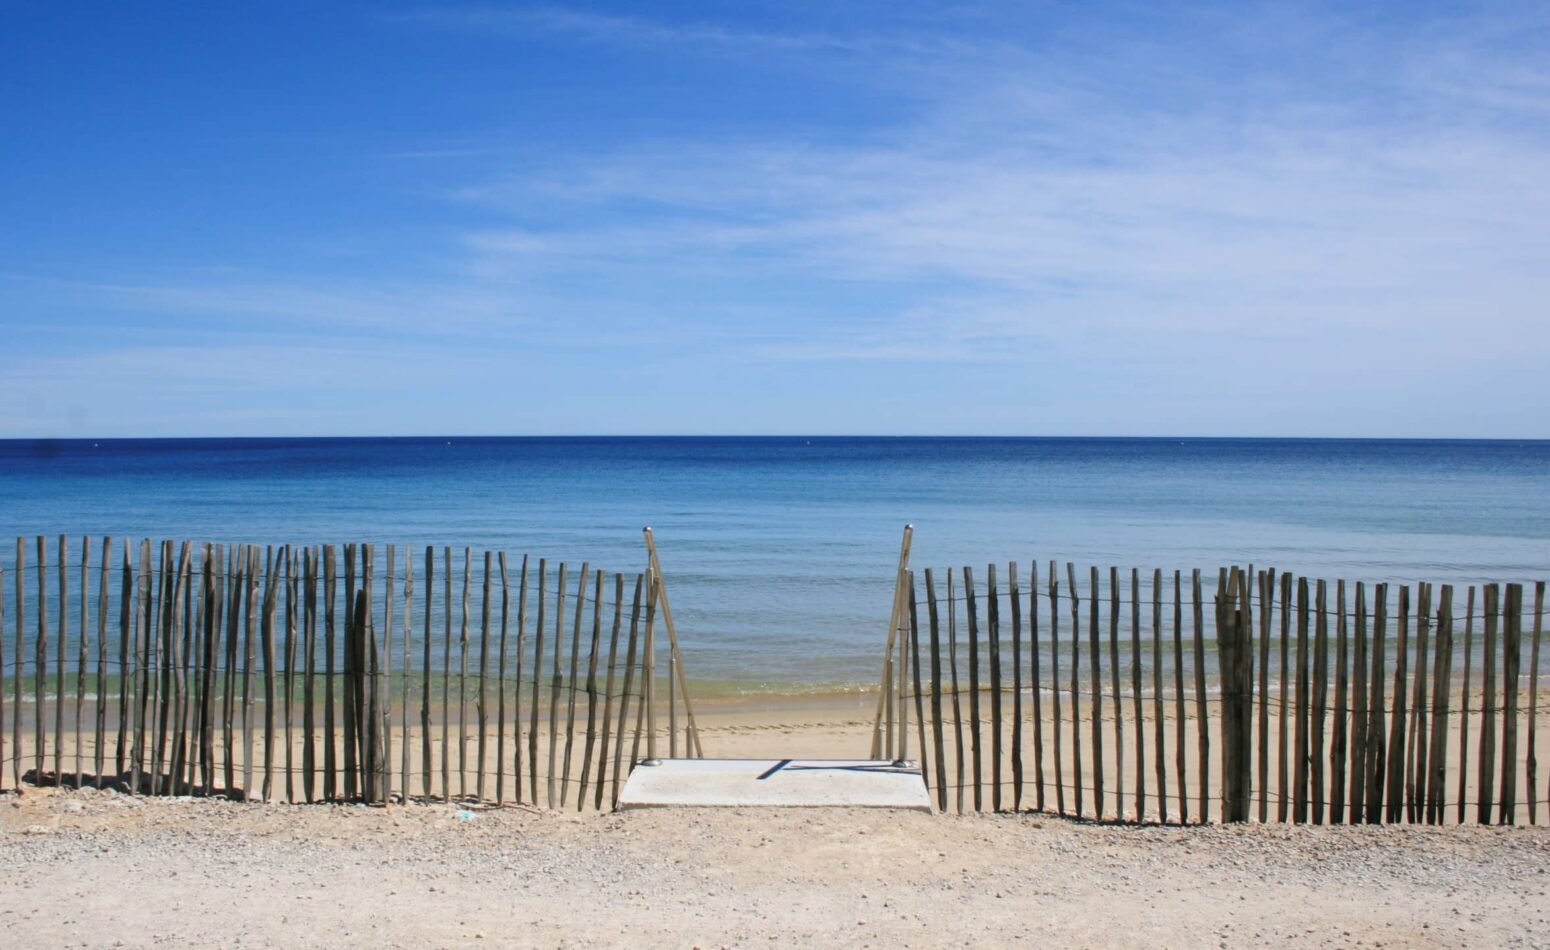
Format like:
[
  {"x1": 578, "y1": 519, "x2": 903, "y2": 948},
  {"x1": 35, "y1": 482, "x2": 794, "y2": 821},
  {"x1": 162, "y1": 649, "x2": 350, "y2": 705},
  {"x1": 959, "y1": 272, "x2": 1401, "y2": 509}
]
[{"x1": 4, "y1": 434, "x2": 1549, "y2": 444}]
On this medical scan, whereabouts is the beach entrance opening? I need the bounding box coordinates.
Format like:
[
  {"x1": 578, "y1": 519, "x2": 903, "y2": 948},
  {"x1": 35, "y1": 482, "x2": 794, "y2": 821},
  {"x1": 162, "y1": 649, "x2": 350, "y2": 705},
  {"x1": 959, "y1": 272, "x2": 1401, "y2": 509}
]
[{"x1": 617, "y1": 527, "x2": 932, "y2": 809}]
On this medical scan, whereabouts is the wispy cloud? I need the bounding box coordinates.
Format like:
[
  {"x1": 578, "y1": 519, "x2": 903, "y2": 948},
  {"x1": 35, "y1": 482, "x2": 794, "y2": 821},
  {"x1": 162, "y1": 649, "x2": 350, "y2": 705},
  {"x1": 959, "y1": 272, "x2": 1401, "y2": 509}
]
[
  {"x1": 394, "y1": 4, "x2": 982, "y2": 58},
  {"x1": 450, "y1": 88, "x2": 1550, "y2": 352},
  {"x1": 7, "y1": 2, "x2": 1549, "y2": 435}
]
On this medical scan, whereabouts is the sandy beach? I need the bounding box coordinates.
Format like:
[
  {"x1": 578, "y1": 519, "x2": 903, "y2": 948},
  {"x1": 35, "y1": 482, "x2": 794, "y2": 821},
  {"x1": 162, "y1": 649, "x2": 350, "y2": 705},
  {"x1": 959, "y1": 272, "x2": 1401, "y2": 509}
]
[
  {"x1": 4, "y1": 781, "x2": 1549, "y2": 948},
  {"x1": 7, "y1": 684, "x2": 1546, "y2": 822},
  {"x1": 2, "y1": 692, "x2": 1549, "y2": 947}
]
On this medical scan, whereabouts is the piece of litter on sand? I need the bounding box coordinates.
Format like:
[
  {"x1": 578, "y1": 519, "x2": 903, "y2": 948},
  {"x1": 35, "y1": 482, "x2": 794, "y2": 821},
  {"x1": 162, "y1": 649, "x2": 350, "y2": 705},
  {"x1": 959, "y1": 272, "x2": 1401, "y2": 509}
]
[{"x1": 458, "y1": 809, "x2": 476, "y2": 823}]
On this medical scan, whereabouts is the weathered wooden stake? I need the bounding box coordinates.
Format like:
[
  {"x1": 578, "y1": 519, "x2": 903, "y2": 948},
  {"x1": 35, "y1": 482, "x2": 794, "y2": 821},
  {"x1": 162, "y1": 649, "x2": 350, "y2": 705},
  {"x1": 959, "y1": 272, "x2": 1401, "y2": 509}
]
[
  {"x1": 1152, "y1": 568, "x2": 1167, "y2": 824},
  {"x1": 1109, "y1": 566, "x2": 1124, "y2": 818},
  {"x1": 1277, "y1": 570, "x2": 1291, "y2": 822},
  {"x1": 284, "y1": 548, "x2": 297, "y2": 802},
  {"x1": 593, "y1": 572, "x2": 624, "y2": 811},
  {"x1": 1008, "y1": 563, "x2": 1023, "y2": 810},
  {"x1": 1477, "y1": 584, "x2": 1499, "y2": 824},
  {"x1": 477, "y1": 551, "x2": 492, "y2": 802},
  {"x1": 322, "y1": 546, "x2": 337, "y2": 800},
  {"x1": 221, "y1": 546, "x2": 239, "y2": 797},
  {"x1": 1172, "y1": 570, "x2": 1187, "y2": 824},
  {"x1": 242, "y1": 546, "x2": 259, "y2": 800},
  {"x1": 55, "y1": 535, "x2": 66, "y2": 787},
  {"x1": 577, "y1": 568, "x2": 604, "y2": 811},
  {"x1": 909, "y1": 571, "x2": 930, "y2": 797},
  {"x1": 116, "y1": 541, "x2": 131, "y2": 783},
  {"x1": 76, "y1": 536, "x2": 88, "y2": 789},
  {"x1": 548, "y1": 563, "x2": 568, "y2": 809},
  {"x1": 949, "y1": 569, "x2": 965, "y2": 815},
  {"x1": 529, "y1": 558, "x2": 546, "y2": 807},
  {"x1": 1499, "y1": 584, "x2": 1522, "y2": 824},
  {"x1": 1192, "y1": 569, "x2": 1208, "y2": 824},
  {"x1": 1385, "y1": 584, "x2": 1410, "y2": 823},
  {"x1": 495, "y1": 552, "x2": 509, "y2": 805},
  {"x1": 1365, "y1": 583, "x2": 1388, "y2": 824},
  {"x1": 1048, "y1": 566, "x2": 1061, "y2": 816},
  {"x1": 382, "y1": 546, "x2": 395, "y2": 803},
  {"x1": 1528, "y1": 582, "x2": 1544, "y2": 824},
  {"x1": 513, "y1": 555, "x2": 529, "y2": 805},
  {"x1": 1130, "y1": 567, "x2": 1144, "y2": 822},
  {"x1": 610, "y1": 575, "x2": 643, "y2": 809},
  {"x1": 261, "y1": 546, "x2": 278, "y2": 802},
  {"x1": 1350, "y1": 582, "x2": 1369, "y2": 821},
  {"x1": 342, "y1": 545, "x2": 357, "y2": 801},
  {"x1": 1408, "y1": 583, "x2": 1432, "y2": 824},
  {"x1": 302, "y1": 548, "x2": 316, "y2": 802},
  {"x1": 37, "y1": 536, "x2": 49, "y2": 785},
  {"x1": 987, "y1": 564, "x2": 1003, "y2": 811},
  {"x1": 458, "y1": 548, "x2": 471, "y2": 801},
  {"x1": 965, "y1": 566, "x2": 982, "y2": 811},
  {"x1": 1090, "y1": 565, "x2": 1105, "y2": 819},
  {"x1": 1294, "y1": 576, "x2": 1310, "y2": 823},
  {"x1": 561, "y1": 564, "x2": 589, "y2": 807},
  {"x1": 1457, "y1": 586, "x2": 1475, "y2": 824},
  {"x1": 402, "y1": 548, "x2": 415, "y2": 802},
  {"x1": 1426, "y1": 586, "x2": 1454, "y2": 824},
  {"x1": 1032, "y1": 562, "x2": 1046, "y2": 812},
  {"x1": 925, "y1": 569, "x2": 948, "y2": 812},
  {"x1": 420, "y1": 546, "x2": 433, "y2": 801},
  {"x1": 1258, "y1": 569, "x2": 1272, "y2": 822},
  {"x1": 1215, "y1": 567, "x2": 1252, "y2": 822},
  {"x1": 1068, "y1": 563, "x2": 1083, "y2": 818}
]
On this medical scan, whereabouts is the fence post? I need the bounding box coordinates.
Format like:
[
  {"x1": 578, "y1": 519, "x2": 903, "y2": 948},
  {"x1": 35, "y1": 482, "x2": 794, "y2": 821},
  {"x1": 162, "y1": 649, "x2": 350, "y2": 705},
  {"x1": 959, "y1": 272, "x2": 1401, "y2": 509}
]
[
  {"x1": 1216, "y1": 567, "x2": 1253, "y2": 822},
  {"x1": 642, "y1": 568, "x2": 660, "y2": 767},
  {"x1": 868, "y1": 525, "x2": 914, "y2": 760}
]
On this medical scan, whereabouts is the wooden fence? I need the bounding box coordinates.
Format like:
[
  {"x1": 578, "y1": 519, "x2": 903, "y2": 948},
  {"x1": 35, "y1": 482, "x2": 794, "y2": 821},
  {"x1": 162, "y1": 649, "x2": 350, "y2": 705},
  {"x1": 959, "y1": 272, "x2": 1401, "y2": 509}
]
[
  {"x1": 9, "y1": 533, "x2": 1548, "y2": 826},
  {"x1": 886, "y1": 561, "x2": 1548, "y2": 824},
  {"x1": 0, "y1": 535, "x2": 701, "y2": 809}
]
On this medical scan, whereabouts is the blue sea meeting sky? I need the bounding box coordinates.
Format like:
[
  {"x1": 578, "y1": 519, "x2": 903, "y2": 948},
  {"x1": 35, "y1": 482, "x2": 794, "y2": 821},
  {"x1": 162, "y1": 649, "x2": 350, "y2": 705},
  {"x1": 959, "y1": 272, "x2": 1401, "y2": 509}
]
[{"x1": 2, "y1": 2, "x2": 1547, "y2": 438}]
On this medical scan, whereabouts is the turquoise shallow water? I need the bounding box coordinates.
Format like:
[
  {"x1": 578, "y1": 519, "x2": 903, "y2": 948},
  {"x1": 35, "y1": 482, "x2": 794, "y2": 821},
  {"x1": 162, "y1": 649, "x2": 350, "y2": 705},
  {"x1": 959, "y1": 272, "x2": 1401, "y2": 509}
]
[{"x1": 1, "y1": 437, "x2": 1547, "y2": 690}]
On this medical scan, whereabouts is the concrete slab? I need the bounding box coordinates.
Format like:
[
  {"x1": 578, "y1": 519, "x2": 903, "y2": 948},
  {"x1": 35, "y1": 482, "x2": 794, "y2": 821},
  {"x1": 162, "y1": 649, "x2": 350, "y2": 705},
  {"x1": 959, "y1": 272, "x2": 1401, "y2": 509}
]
[{"x1": 617, "y1": 758, "x2": 932, "y2": 811}]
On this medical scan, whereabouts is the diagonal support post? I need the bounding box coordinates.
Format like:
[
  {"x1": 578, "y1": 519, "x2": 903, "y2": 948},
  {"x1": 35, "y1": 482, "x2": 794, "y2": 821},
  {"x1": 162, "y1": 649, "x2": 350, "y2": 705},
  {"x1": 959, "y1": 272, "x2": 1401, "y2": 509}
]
[
  {"x1": 870, "y1": 525, "x2": 914, "y2": 761},
  {"x1": 642, "y1": 527, "x2": 704, "y2": 759}
]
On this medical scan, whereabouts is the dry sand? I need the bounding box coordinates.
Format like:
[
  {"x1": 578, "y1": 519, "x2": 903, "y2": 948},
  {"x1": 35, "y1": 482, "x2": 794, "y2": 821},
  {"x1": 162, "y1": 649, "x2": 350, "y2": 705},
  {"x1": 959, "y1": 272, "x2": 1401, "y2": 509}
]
[
  {"x1": 4, "y1": 783, "x2": 1549, "y2": 948},
  {"x1": 4, "y1": 692, "x2": 1550, "y2": 949}
]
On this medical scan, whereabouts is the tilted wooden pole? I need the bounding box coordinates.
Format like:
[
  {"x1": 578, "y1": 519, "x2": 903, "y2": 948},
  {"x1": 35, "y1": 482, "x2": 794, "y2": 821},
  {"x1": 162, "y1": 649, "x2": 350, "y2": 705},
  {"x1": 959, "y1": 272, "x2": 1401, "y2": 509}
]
[
  {"x1": 642, "y1": 528, "x2": 704, "y2": 758},
  {"x1": 870, "y1": 525, "x2": 914, "y2": 759},
  {"x1": 643, "y1": 567, "x2": 660, "y2": 765}
]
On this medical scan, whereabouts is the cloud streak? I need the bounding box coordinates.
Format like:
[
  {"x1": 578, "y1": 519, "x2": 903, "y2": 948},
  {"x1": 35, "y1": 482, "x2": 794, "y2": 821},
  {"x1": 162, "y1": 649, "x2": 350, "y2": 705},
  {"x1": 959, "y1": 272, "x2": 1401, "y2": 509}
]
[
  {"x1": 395, "y1": 3, "x2": 984, "y2": 58},
  {"x1": 5, "y1": 2, "x2": 1549, "y2": 435},
  {"x1": 450, "y1": 58, "x2": 1550, "y2": 351}
]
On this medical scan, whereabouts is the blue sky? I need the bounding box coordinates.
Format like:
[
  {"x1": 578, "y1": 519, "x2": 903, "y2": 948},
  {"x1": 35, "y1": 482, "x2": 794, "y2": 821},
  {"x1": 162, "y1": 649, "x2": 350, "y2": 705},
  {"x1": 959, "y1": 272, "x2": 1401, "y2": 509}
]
[{"x1": 3, "y1": 1, "x2": 1548, "y2": 437}]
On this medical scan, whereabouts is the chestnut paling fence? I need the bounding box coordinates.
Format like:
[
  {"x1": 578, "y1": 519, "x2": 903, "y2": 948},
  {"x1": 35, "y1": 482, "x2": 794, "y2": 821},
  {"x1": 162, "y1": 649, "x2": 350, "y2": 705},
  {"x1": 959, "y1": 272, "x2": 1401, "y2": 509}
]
[
  {"x1": 876, "y1": 560, "x2": 1548, "y2": 824},
  {"x1": 0, "y1": 534, "x2": 703, "y2": 810},
  {"x1": 6, "y1": 531, "x2": 1548, "y2": 826}
]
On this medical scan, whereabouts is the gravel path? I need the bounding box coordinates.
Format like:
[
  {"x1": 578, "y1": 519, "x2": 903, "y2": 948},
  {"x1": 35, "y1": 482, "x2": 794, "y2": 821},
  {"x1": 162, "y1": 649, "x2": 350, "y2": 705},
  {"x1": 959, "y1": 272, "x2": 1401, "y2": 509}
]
[{"x1": 3, "y1": 785, "x2": 1548, "y2": 947}]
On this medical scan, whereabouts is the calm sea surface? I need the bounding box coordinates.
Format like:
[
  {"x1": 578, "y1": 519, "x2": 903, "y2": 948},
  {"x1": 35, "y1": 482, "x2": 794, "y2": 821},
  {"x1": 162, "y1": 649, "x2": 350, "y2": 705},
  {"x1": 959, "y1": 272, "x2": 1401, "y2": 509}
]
[{"x1": 1, "y1": 437, "x2": 1547, "y2": 691}]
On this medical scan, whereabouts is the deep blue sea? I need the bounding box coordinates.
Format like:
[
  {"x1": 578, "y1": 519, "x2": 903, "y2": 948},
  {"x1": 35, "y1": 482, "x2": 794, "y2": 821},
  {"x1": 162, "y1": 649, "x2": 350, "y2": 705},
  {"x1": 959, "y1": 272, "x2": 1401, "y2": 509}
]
[{"x1": 2, "y1": 437, "x2": 1547, "y2": 691}]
